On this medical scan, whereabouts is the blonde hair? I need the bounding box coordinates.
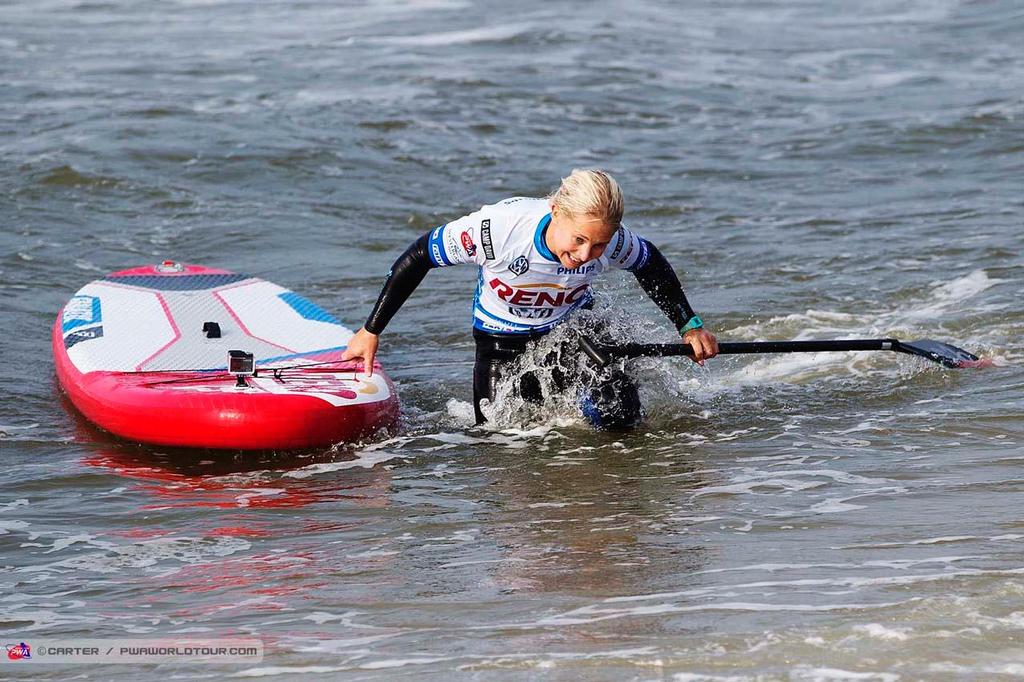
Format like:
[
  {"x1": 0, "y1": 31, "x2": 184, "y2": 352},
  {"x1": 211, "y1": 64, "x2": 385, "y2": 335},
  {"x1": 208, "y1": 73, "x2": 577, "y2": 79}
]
[{"x1": 549, "y1": 169, "x2": 624, "y2": 228}]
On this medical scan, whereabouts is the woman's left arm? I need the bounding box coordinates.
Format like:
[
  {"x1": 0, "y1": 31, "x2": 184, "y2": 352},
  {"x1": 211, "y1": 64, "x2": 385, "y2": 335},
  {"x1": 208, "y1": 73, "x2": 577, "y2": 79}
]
[{"x1": 631, "y1": 240, "x2": 719, "y2": 363}]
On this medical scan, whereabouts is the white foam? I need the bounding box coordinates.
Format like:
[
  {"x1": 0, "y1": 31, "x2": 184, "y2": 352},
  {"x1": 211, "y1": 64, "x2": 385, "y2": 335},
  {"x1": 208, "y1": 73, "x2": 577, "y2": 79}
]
[
  {"x1": 807, "y1": 498, "x2": 866, "y2": 514},
  {"x1": 294, "y1": 632, "x2": 402, "y2": 651},
  {"x1": 369, "y1": 23, "x2": 528, "y2": 47},
  {"x1": 791, "y1": 666, "x2": 899, "y2": 681},
  {"x1": 837, "y1": 535, "x2": 982, "y2": 549},
  {"x1": 733, "y1": 469, "x2": 888, "y2": 485},
  {"x1": 302, "y1": 610, "x2": 363, "y2": 625},
  {"x1": 231, "y1": 665, "x2": 351, "y2": 677},
  {"x1": 424, "y1": 431, "x2": 489, "y2": 445},
  {"x1": 73, "y1": 259, "x2": 105, "y2": 273},
  {"x1": 284, "y1": 450, "x2": 407, "y2": 478},
  {"x1": 444, "y1": 398, "x2": 476, "y2": 426},
  {"x1": 346, "y1": 549, "x2": 399, "y2": 559},
  {"x1": 19, "y1": 535, "x2": 251, "y2": 575},
  {"x1": 692, "y1": 468, "x2": 890, "y2": 499},
  {"x1": 836, "y1": 70, "x2": 927, "y2": 90},
  {"x1": 0, "y1": 607, "x2": 97, "y2": 632},
  {"x1": 539, "y1": 600, "x2": 910, "y2": 626},
  {"x1": 851, "y1": 623, "x2": 910, "y2": 641},
  {"x1": 901, "y1": 269, "x2": 1001, "y2": 320},
  {"x1": 0, "y1": 422, "x2": 39, "y2": 431},
  {"x1": 667, "y1": 515, "x2": 724, "y2": 525},
  {"x1": 358, "y1": 656, "x2": 452, "y2": 669},
  {"x1": 546, "y1": 455, "x2": 597, "y2": 467},
  {"x1": 45, "y1": 533, "x2": 100, "y2": 554},
  {"x1": 692, "y1": 478, "x2": 827, "y2": 497},
  {"x1": 0, "y1": 498, "x2": 28, "y2": 512},
  {"x1": 0, "y1": 519, "x2": 30, "y2": 535}
]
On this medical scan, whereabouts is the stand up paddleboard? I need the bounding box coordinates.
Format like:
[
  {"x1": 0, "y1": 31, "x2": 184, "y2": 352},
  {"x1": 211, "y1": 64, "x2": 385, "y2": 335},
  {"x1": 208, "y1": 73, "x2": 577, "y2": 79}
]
[{"x1": 53, "y1": 262, "x2": 398, "y2": 450}]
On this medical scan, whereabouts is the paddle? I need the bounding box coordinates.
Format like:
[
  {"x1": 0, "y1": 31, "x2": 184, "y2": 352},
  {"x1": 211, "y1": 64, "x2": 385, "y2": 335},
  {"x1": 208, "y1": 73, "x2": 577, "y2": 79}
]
[{"x1": 579, "y1": 337, "x2": 991, "y2": 369}]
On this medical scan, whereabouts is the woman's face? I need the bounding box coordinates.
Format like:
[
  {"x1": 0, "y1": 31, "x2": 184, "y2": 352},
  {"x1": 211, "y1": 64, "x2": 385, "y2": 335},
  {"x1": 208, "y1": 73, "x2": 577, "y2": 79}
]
[{"x1": 547, "y1": 205, "x2": 618, "y2": 270}]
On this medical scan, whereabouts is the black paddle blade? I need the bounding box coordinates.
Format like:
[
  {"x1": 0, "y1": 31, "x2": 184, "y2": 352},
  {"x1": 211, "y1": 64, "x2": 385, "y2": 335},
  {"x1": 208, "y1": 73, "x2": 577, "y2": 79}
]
[{"x1": 895, "y1": 339, "x2": 992, "y2": 368}]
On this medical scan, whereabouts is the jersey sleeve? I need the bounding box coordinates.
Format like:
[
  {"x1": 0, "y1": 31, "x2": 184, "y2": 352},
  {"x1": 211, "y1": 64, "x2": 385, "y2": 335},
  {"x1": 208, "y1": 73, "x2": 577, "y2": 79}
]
[
  {"x1": 426, "y1": 204, "x2": 506, "y2": 268},
  {"x1": 605, "y1": 224, "x2": 651, "y2": 272}
]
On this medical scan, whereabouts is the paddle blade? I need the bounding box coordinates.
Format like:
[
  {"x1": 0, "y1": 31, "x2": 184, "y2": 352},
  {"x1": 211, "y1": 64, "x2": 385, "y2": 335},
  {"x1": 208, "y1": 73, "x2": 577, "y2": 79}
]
[{"x1": 896, "y1": 339, "x2": 992, "y2": 368}]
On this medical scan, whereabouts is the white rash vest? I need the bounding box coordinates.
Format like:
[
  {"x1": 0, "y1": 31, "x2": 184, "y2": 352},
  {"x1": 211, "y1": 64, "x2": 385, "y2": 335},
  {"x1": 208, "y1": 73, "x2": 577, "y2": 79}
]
[{"x1": 427, "y1": 197, "x2": 651, "y2": 335}]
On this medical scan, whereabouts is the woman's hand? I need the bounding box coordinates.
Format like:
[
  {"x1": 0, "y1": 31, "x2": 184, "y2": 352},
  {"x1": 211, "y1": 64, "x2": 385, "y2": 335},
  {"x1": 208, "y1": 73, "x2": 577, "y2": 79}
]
[
  {"x1": 683, "y1": 328, "x2": 718, "y2": 365},
  {"x1": 341, "y1": 327, "x2": 380, "y2": 375}
]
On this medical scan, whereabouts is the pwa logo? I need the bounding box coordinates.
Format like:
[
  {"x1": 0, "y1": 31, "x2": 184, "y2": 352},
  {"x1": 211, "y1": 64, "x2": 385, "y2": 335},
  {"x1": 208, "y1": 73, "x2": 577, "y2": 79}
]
[
  {"x1": 489, "y1": 278, "x2": 588, "y2": 307},
  {"x1": 6, "y1": 642, "x2": 30, "y2": 660},
  {"x1": 460, "y1": 231, "x2": 476, "y2": 257}
]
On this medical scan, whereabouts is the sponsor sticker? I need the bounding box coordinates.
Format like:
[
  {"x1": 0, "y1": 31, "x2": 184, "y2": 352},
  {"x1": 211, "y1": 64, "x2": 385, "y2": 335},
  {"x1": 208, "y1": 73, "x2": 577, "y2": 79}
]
[
  {"x1": 509, "y1": 255, "x2": 530, "y2": 277},
  {"x1": 621, "y1": 239, "x2": 634, "y2": 263},
  {"x1": 444, "y1": 229, "x2": 462, "y2": 260},
  {"x1": 428, "y1": 225, "x2": 453, "y2": 266},
  {"x1": 609, "y1": 229, "x2": 626, "y2": 260},
  {"x1": 481, "y1": 220, "x2": 494, "y2": 260},
  {"x1": 460, "y1": 230, "x2": 476, "y2": 257},
  {"x1": 64, "y1": 326, "x2": 103, "y2": 350},
  {"x1": 507, "y1": 306, "x2": 554, "y2": 319},
  {"x1": 479, "y1": 319, "x2": 508, "y2": 332},
  {"x1": 62, "y1": 296, "x2": 101, "y2": 334},
  {"x1": 489, "y1": 278, "x2": 589, "y2": 307},
  {"x1": 556, "y1": 263, "x2": 597, "y2": 275}
]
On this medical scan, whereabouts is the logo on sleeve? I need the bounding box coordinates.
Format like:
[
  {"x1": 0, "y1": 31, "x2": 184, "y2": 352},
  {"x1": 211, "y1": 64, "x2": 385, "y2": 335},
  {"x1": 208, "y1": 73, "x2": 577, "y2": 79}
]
[
  {"x1": 460, "y1": 230, "x2": 476, "y2": 257},
  {"x1": 609, "y1": 229, "x2": 626, "y2": 260},
  {"x1": 509, "y1": 256, "x2": 530, "y2": 277},
  {"x1": 481, "y1": 220, "x2": 495, "y2": 260},
  {"x1": 621, "y1": 240, "x2": 634, "y2": 263}
]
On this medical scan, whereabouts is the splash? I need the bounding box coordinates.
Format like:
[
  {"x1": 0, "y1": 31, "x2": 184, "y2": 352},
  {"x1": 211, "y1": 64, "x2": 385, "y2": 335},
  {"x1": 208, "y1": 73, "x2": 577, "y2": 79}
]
[
  {"x1": 900, "y1": 269, "x2": 1002, "y2": 321},
  {"x1": 480, "y1": 308, "x2": 659, "y2": 430}
]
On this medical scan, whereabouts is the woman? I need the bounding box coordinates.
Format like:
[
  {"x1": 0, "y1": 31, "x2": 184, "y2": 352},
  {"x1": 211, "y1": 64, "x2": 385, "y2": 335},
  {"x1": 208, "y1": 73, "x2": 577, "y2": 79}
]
[{"x1": 342, "y1": 169, "x2": 718, "y2": 429}]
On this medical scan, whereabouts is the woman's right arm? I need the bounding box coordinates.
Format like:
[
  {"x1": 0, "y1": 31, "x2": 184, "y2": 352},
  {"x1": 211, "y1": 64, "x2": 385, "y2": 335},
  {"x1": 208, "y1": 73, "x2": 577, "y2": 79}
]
[
  {"x1": 343, "y1": 204, "x2": 499, "y2": 374},
  {"x1": 342, "y1": 232, "x2": 435, "y2": 375}
]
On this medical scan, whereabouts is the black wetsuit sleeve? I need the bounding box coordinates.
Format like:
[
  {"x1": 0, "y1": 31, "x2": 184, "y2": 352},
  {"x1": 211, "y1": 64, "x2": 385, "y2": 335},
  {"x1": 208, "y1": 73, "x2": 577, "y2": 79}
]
[
  {"x1": 363, "y1": 232, "x2": 436, "y2": 335},
  {"x1": 632, "y1": 240, "x2": 699, "y2": 332}
]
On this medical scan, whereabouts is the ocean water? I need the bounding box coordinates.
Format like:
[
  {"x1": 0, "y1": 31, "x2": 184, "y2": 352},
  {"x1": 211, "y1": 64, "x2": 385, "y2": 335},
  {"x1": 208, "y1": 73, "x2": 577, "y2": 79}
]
[{"x1": 1, "y1": 0, "x2": 1022, "y2": 679}]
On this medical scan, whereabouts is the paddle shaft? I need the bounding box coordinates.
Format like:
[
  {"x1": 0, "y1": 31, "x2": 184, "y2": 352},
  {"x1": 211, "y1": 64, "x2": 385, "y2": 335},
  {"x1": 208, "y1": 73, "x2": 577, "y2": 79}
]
[
  {"x1": 579, "y1": 336, "x2": 986, "y2": 369},
  {"x1": 619, "y1": 338, "x2": 898, "y2": 359}
]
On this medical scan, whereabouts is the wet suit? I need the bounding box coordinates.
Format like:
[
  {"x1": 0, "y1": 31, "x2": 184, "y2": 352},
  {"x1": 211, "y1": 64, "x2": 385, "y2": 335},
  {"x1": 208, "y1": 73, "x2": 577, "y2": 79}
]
[{"x1": 363, "y1": 197, "x2": 701, "y2": 429}]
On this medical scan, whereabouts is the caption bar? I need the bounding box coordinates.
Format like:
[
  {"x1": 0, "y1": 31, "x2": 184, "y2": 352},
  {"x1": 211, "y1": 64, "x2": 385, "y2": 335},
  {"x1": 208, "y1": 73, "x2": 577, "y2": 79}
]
[{"x1": 4, "y1": 639, "x2": 263, "y2": 664}]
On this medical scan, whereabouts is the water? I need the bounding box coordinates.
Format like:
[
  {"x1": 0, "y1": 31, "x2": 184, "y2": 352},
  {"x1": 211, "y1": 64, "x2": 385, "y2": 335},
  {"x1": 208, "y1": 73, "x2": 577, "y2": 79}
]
[{"x1": 2, "y1": 0, "x2": 1023, "y2": 678}]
